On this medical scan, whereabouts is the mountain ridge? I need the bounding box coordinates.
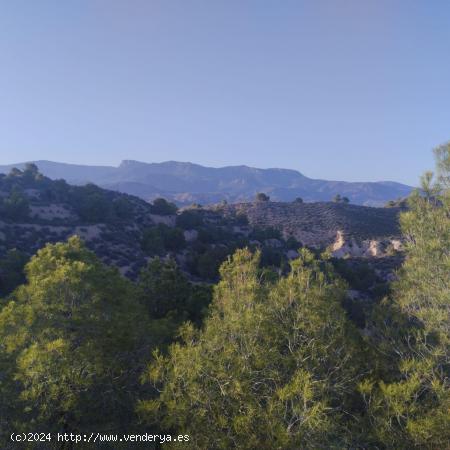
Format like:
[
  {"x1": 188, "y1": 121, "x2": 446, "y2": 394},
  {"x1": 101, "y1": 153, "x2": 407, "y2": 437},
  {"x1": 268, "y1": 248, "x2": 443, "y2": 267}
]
[
  {"x1": 0, "y1": 160, "x2": 413, "y2": 206},
  {"x1": 0, "y1": 166, "x2": 404, "y2": 298}
]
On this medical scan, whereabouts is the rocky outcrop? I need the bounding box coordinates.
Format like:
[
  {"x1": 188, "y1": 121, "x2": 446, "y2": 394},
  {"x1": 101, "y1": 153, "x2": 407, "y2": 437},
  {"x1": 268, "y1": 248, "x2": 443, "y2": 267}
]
[{"x1": 330, "y1": 230, "x2": 403, "y2": 258}]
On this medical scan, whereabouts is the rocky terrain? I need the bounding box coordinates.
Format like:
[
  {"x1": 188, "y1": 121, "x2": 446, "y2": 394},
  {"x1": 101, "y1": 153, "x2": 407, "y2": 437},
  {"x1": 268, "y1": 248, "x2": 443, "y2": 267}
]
[
  {"x1": 218, "y1": 201, "x2": 403, "y2": 255},
  {"x1": 0, "y1": 165, "x2": 406, "y2": 303},
  {"x1": 0, "y1": 166, "x2": 303, "y2": 290},
  {"x1": 0, "y1": 159, "x2": 413, "y2": 207},
  {"x1": 216, "y1": 200, "x2": 406, "y2": 304}
]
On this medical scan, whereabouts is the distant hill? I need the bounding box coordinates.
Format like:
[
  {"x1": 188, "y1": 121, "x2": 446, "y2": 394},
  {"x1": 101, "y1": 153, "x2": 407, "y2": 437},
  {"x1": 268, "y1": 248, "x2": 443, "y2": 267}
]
[
  {"x1": 0, "y1": 160, "x2": 413, "y2": 206},
  {"x1": 0, "y1": 166, "x2": 405, "y2": 300},
  {"x1": 0, "y1": 166, "x2": 304, "y2": 284}
]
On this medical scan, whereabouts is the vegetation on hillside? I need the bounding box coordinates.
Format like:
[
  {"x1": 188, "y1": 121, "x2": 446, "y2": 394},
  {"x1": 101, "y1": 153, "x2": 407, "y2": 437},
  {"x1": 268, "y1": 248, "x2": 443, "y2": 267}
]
[
  {"x1": 138, "y1": 248, "x2": 368, "y2": 449},
  {"x1": 0, "y1": 145, "x2": 448, "y2": 447},
  {"x1": 0, "y1": 165, "x2": 306, "y2": 284},
  {"x1": 358, "y1": 144, "x2": 450, "y2": 448}
]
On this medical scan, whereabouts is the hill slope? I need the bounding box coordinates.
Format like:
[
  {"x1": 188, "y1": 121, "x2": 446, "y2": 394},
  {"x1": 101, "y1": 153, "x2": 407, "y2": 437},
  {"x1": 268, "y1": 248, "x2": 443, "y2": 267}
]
[
  {"x1": 0, "y1": 160, "x2": 413, "y2": 206},
  {"x1": 0, "y1": 166, "x2": 405, "y2": 300},
  {"x1": 220, "y1": 201, "x2": 402, "y2": 248}
]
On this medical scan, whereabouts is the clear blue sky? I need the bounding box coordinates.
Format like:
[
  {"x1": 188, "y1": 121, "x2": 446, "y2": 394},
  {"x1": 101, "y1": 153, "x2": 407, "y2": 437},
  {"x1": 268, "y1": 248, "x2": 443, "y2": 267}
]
[{"x1": 0, "y1": 1, "x2": 449, "y2": 185}]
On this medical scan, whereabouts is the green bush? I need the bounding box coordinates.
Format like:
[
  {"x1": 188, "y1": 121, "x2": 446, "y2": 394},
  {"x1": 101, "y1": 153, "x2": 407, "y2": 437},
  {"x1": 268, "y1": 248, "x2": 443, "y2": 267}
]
[
  {"x1": 71, "y1": 184, "x2": 113, "y2": 222},
  {"x1": 113, "y1": 197, "x2": 134, "y2": 219},
  {"x1": 142, "y1": 224, "x2": 186, "y2": 254},
  {"x1": 0, "y1": 249, "x2": 28, "y2": 297},
  {"x1": 150, "y1": 198, "x2": 178, "y2": 215},
  {"x1": 176, "y1": 210, "x2": 204, "y2": 229},
  {"x1": 0, "y1": 189, "x2": 30, "y2": 220},
  {"x1": 249, "y1": 226, "x2": 281, "y2": 241},
  {"x1": 255, "y1": 192, "x2": 270, "y2": 202}
]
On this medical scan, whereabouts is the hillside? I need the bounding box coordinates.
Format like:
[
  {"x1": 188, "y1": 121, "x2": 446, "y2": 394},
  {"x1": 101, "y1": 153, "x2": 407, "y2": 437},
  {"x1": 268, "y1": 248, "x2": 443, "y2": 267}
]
[
  {"x1": 0, "y1": 165, "x2": 305, "y2": 291},
  {"x1": 220, "y1": 201, "x2": 402, "y2": 249},
  {"x1": 0, "y1": 159, "x2": 413, "y2": 207},
  {"x1": 0, "y1": 165, "x2": 406, "y2": 303}
]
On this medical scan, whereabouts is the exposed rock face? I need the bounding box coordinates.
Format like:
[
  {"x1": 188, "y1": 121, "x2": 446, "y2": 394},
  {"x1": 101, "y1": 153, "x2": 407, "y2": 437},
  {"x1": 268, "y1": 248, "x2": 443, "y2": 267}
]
[
  {"x1": 330, "y1": 230, "x2": 403, "y2": 258},
  {"x1": 331, "y1": 230, "x2": 347, "y2": 256}
]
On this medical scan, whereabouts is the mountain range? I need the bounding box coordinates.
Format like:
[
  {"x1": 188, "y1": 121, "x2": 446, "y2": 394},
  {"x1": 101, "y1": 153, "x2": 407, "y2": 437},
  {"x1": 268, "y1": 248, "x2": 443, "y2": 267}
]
[
  {"x1": 0, "y1": 160, "x2": 413, "y2": 206},
  {"x1": 0, "y1": 167, "x2": 404, "y2": 293}
]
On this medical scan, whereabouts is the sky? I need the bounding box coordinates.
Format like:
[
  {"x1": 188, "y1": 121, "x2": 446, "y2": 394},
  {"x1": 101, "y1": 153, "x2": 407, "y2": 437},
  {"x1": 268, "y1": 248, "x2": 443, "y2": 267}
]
[{"x1": 0, "y1": 1, "x2": 449, "y2": 185}]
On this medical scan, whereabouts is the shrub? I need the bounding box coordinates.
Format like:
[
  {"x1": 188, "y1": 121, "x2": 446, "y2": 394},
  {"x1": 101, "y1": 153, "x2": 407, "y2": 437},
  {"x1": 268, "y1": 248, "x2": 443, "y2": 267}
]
[
  {"x1": 255, "y1": 192, "x2": 270, "y2": 202},
  {"x1": 0, "y1": 189, "x2": 30, "y2": 220},
  {"x1": 176, "y1": 210, "x2": 204, "y2": 229},
  {"x1": 142, "y1": 224, "x2": 186, "y2": 254},
  {"x1": 113, "y1": 197, "x2": 134, "y2": 219},
  {"x1": 150, "y1": 198, "x2": 178, "y2": 215},
  {"x1": 235, "y1": 213, "x2": 249, "y2": 225}
]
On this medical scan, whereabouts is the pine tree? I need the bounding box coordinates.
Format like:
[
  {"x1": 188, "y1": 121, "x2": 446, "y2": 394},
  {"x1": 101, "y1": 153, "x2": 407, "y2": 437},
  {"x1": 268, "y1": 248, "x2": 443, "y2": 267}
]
[
  {"x1": 0, "y1": 236, "x2": 152, "y2": 438},
  {"x1": 139, "y1": 248, "x2": 366, "y2": 449},
  {"x1": 360, "y1": 144, "x2": 450, "y2": 448}
]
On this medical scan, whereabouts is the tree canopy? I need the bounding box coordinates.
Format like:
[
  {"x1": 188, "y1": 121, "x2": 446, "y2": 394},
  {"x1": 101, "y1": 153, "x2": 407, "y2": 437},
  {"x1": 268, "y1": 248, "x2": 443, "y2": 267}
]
[
  {"x1": 139, "y1": 249, "x2": 367, "y2": 449},
  {"x1": 255, "y1": 192, "x2": 270, "y2": 202},
  {"x1": 360, "y1": 144, "x2": 450, "y2": 449},
  {"x1": 0, "y1": 237, "x2": 152, "y2": 436}
]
